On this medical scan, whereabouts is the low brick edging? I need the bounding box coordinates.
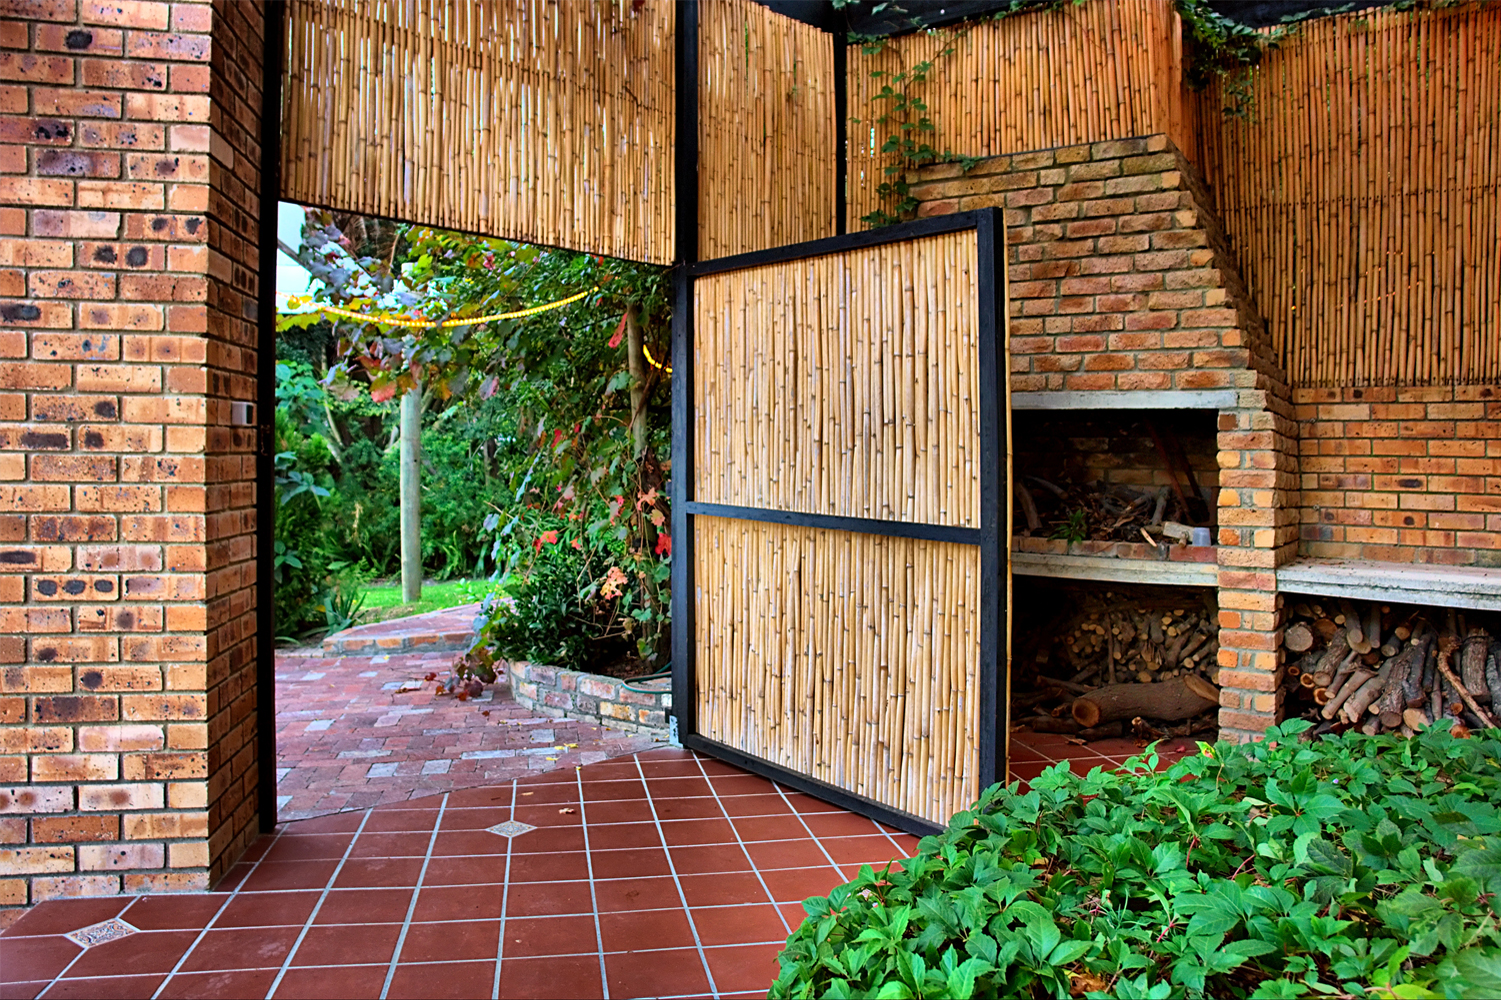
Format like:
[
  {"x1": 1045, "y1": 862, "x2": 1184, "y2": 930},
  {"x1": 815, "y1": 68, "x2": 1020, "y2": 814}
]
[{"x1": 507, "y1": 661, "x2": 670, "y2": 737}]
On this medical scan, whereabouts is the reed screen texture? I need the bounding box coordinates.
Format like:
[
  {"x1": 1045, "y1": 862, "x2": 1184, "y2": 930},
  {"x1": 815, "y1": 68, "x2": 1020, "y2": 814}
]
[
  {"x1": 1194, "y1": 3, "x2": 1501, "y2": 386},
  {"x1": 692, "y1": 230, "x2": 984, "y2": 825},
  {"x1": 844, "y1": 0, "x2": 1190, "y2": 229},
  {"x1": 281, "y1": 0, "x2": 677, "y2": 264},
  {"x1": 697, "y1": 0, "x2": 837, "y2": 260},
  {"x1": 695, "y1": 232, "x2": 980, "y2": 526}
]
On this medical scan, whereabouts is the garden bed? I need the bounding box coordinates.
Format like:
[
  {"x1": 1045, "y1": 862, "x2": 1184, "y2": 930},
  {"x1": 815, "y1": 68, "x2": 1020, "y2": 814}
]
[{"x1": 507, "y1": 660, "x2": 670, "y2": 737}]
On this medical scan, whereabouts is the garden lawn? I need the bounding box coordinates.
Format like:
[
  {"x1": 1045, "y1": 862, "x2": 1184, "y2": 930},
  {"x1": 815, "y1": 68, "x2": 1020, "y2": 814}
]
[{"x1": 357, "y1": 578, "x2": 497, "y2": 623}]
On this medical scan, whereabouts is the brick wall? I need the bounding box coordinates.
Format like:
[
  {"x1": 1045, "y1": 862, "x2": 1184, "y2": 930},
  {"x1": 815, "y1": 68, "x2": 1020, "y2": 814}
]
[
  {"x1": 508, "y1": 661, "x2": 669, "y2": 736},
  {"x1": 1297, "y1": 385, "x2": 1501, "y2": 567},
  {"x1": 912, "y1": 135, "x2": 1300, "y2": 742},
  {"x1": 0, "y1": 0, "x2": 265, "y2": 916}
]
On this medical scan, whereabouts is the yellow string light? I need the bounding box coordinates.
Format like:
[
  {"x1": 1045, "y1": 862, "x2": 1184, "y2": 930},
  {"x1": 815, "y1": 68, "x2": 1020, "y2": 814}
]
[
  {"x1": 279, "y1": 286, "x2": 598, "y2": 328},
  {"x1": 643, "y1": 343, "x2": 672, "y2": 374}
]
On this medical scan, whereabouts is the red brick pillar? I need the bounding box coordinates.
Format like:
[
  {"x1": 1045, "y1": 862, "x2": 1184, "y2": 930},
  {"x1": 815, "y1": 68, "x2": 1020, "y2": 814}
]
[{"x1": 0, "y1": 0, "x2": 266, "y2": 916}]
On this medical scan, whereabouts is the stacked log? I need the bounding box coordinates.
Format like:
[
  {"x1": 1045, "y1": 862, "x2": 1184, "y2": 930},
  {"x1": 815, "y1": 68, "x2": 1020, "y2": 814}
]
[
  {"x1": 1281, "y1": 598, "x2": 1501, "y2": 737},
  {"x1": 1012, "y1": 587, "x2": 1221, "y2": 740}
]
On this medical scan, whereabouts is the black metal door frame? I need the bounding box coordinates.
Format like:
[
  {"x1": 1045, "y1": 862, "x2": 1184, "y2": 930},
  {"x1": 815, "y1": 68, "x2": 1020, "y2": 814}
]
[{"x1": 669, "y1": 210, "x2": 1009, "y2": 836}]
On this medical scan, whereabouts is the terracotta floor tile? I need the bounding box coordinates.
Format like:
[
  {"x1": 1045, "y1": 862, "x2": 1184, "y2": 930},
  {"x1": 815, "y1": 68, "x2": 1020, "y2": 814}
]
[
  {"x1": 782, "y1": 793, "x2": 844, "y2": 815},
  {"x1": 589, "y1": 847, "x2": 671, "y2": 880},
  {"x1": 121, "y1": 893, "x2": 224, "y2": 932},
  {"x1": 820, "y1": 835, "x2": 905, "y2": 867},
  {"x1": 645, "y1": 776, "x2": 713, "y2": 799},
  {"x1": 798, "y1": 811, "x2": 883, "y2": 839},
  {"x1": 437, "y1": 807, "x2": 511, "y2": 831},
  {"x1": 503, "y1": 880, "x2": 595, "y2": 918},
  {"x1": 269, "y1": 963, "x2": 389, "y2": 999},
  {"x1": 290, "y1": 922, "x2": 402, "y2": 967},
  {"x1": 332, "y1": 857, "x2": 426, "y2": 889},
  {"x1": 0, "y1": 981, "x2": 45, "y2": 999},
  {"x1": 702, "y1": 942, "x2": 784, "y2": 993},
  {"x1": 311, "y1": 888, "x2": 413, "y2": 925},
  {"x1": 447, "y1": 786, "x2": 522, "y2": 809},
  {"x1": 497, "y1": 953, "x2": 604, "y2": 1000},
  {"x1": 0, "y1": 936, "x2": 81, "y2": 982},
  {"x1": 667, "y1": 843, "x2": 751, "y2": 876},
  {"x1": 756, "y1": 867, "x2": 847, "y2": 904},
  {"x1": 509, "y1": 826, "x2": 586, "y2": 854},
  {"x1": 239, "y1": 859, "x2": 339, "y2": 893},
  {"x1": 431, "y1": 830, "x2": 512, "y2": 858},
  {"x1": 361, "y1": 809, "x2": 443, "y2": 834},
  {"x1": 0, "y1": 897, "x2": 127, "y2": 938},
  {"x1": 582, "y1": 798, "x2": 658, "y2": 825},
  {"x1": 505, "y1": 851, "x2": 590, "y2": 883},
  {"x1": 284, "y1": 812, "x2": 366, "y2": 834},
  {"x1": 178, "y1": 925, "x2": 301, "y2": 973},
  {"x1": 592, "y1": 876, "x2": 679, "y2": 914},
  {"x1": 44, "y1": 975, "x2": 167, "y2": 999},
  {"x1": 156, "y1": 967, "x2": 279, "y2": 999},
  {"x1": 510, "y1": 784, "x2": 582, "y2": 806},
  {"x1": 500, "y1": 914, "x2": 598, "y2": 958},
  {"x1": 658, "y1": 818, "x2": 736, "y2": 847},
  {"x1": 651, "y1": 796, "x2": 723, "y2": 821},
  {"x1": 398, "y1": 920, "x2": 501, "y2": 963},
  {"x1": 580, "y1": 779, "x2": 649, "y2": 803},
  {"x1": 411, "y1": 884, "x2": 504, "y2": 922},
  {"x1": 384, "y1": 959, "x2": 497, "y2": 999},
  {"x1": 708, "y1": 773, "x2": 780, "y2": 797},
  {"x1": 581, "y1": 822, "x2": 661, "y2": 851},
  {"x1": 348, "y1": 832, "x2": 434, "y2": 859},
  {"x1": 597, "y1": 907, "x2": 695, "y2": 954},
  {"x1": 214, "y1": 890, "x2": 320, "y2": 929},
  {"x1": 778, "y1": 903, "x2": 811, "y2": 930},
  {"x1": 742, "y1": 838, "x2": 833, "y2": 871},
  {"x1": 581, "y1": 759, "x2": 646, "y2": 779},
  {"x1": 64, "y1": 929, "x2": 199, "y2": 979},
  {"x1": 260, "y1": 834, "x2": 356, "y2": 863},
  {"x1": 676, "y1": 872, "x2": 773, "y2": 909},
  {"x1": 511, "y1": 805, "x2": 586, "y2": 831},
  {"x1": 638, "y1": 758, "x2": 704, "y2": 778},
  {"x1": 715, "y1": 793, "x2": 793, "y2": 818},
  {"x1": 691, "y1": 904, "x2": 791, "y2": 948},
  {"x1": 604, "y1": 947, "x2": 709, "y2": 998},
  {"x1": 728, "y1": 814, "x2": 811, "y2": 843},
  {"x1": 214, "y1": 864, "x2": 255, "y2": 893},
  {"x1": 420, "y1": 855, "x2": 509, "y2": 887}
]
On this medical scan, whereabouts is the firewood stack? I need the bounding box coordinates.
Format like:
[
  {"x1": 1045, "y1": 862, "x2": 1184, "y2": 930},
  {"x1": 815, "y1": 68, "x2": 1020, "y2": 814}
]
[
  {"x1": 1281, "y1": 599, "x2": 1501, "y2": 738},
  {"x1": 1015, "y1": 477, "x2": 1210, "y2": 544},
  {"x1": 1012, "y1": 588, "x2": 1221, "y2": 741}
]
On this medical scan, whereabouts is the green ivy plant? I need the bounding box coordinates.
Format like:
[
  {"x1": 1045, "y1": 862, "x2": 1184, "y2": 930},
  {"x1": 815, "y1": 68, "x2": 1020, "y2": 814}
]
[{"x1": 771, "y1": 721, "x2": 1501, "y2": 999}]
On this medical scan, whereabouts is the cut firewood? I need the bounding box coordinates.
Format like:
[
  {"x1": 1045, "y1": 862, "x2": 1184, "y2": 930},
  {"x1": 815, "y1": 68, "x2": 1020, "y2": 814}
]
[
  {"x1": 1403, "y1": 707, "x2": 1431, "y2": 731},
  {"x1": 1460, "y1": 630, "x2": 1490, "y2": 703},
  {"x1": 1313, "y1": 632, "x2": 1352, "y2": 682},
  {"x1": 1435, "y1": 634, "x2": 1498, "y2": 728},
  {"x1": 1340, "y1": 599, "x2": 1363, "y2": 646},
  {"x1": 1312, "y1": 618, "x2": 1340, "y2": 643},
  {"x1": 1015, "y1": 482, "x2": 1042, "y2": 533},
  {"x1": 1322, "y1": 667, "x2": 1375, "y2": 719},
  {"x1": 1285, "y1": 622, "x2": 1314, "y2": 654},
  {"x1": 1071, "y1": 677, "x2": 1218, "y2": 728}
]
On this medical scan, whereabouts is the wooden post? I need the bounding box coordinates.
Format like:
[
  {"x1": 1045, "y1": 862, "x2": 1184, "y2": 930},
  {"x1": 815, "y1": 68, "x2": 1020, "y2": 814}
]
[
  {"x1": 625, "y1": 302, "x2": 648, "y2": 458},
  {"x1": 400, "y1": 382, "x2": 422, "y2": 603}
]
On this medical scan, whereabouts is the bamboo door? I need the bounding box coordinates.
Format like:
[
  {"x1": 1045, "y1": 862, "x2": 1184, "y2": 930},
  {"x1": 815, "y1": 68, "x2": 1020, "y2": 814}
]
[{"x1": 670, "y1": 211, "x2": 1009, "y2": 832}]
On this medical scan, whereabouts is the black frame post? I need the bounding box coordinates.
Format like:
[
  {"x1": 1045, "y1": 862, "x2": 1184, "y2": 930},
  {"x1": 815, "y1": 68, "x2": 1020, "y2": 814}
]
[
  {"x1": 671, "y1": 209, "x2": 1008, "y2": 835},
  {"x1": 256, "y1": 0, "x2": 286, "y2": 834}
]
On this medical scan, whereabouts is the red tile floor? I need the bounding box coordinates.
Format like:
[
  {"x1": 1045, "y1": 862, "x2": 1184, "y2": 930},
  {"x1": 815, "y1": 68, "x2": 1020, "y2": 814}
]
[{"x1": 0, "y1": 748, "x2": 923, "y2": 1000}]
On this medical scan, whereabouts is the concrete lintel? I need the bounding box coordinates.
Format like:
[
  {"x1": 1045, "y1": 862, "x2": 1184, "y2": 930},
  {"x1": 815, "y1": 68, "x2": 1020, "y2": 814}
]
[
  {"x1": 1010, "y1": 389, "x2": 1239, "y2": 411},
  {"x1": 1011, "y1": 551, "x2": 1218, "y2": 588},
  {"x1": 1277, "y1": 559, "x2": 1501, "y2": 611}
]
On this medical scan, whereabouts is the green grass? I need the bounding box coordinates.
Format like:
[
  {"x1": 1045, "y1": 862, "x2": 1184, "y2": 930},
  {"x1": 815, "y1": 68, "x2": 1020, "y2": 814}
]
[{"x1": 355, "y1": 578, "x2": 498, "y2": 623}]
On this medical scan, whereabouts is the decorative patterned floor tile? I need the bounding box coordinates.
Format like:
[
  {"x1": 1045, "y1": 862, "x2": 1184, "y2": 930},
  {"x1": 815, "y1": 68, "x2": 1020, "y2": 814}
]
[
  {"x1": 65, "y1": 918, "x2": 138, "y2": 948},
  {"x1": 486, "y1": 820, "x2": 537, "y2": 838}
]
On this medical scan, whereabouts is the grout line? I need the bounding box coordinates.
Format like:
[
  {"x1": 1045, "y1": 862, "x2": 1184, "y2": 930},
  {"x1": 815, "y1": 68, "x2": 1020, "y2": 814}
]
[
  {"x1": 265, "y1": 809, "x2": 374, "y2": 999},
  {"x1": 489, "y1": 778, "x2": 518, "y2": 1000},
  {"x1": 34, "y1": 881, "x2": 147, "y2": 994},
  {"x1": 771, "y1": 785, "x2": 846, "y2": 879},
  {"x1": 632, "y1": 755, "x2": 718, "y2": 999},
  {"x1": 378, "y1": 792, "x2": 450, "y2": 1000},
  {"x1": 574, "y1": 767, "x2": 611, "y2": 1000},
  {"x1": 691, "y1": 758, "x2": 793, "y2": 937}
]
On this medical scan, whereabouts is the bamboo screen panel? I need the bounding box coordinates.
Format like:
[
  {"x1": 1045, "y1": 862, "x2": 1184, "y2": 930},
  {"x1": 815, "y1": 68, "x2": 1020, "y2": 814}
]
[
  {"x1": 281, "y1": 0, "x2": 676, "y2": 264},
  {"x1": 845, "y1": 0, "x2": 1189, "y2": 228},
  {"x1": 698, "y1": 0, "x2": 837, "y2": 259},
  {"x1": 695, "y1": 519, "x2": 981, "y2": 824},
  {"x1": 1194, "y1": 4, "x2": 1501, "y2": 386},
  {"x1": 694, "y1": 231, "x2": 980, "y2": 526}
]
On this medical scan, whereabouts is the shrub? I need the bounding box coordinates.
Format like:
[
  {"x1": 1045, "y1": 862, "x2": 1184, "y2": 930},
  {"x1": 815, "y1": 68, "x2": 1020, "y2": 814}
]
[{"x1": 771, "y1": 721, "x2": 1501, "y2": 999}]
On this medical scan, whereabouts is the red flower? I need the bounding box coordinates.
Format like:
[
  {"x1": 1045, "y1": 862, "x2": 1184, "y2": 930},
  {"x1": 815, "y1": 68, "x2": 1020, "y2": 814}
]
[
  {"x1": 608, "y1": 314, "x2": 627, "y2": 349},
  {"x1": 540, "y1": 530, "x2": 559, "y2": 545},
  {"x1": 654, "y1": 533, "x2": 671, "y2": 557}
]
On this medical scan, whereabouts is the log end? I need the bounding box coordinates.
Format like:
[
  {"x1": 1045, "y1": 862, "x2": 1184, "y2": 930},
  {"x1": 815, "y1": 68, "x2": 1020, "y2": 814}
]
[{"x1": 1071, "y1": 698, "x2": 1102, "y2": 729}]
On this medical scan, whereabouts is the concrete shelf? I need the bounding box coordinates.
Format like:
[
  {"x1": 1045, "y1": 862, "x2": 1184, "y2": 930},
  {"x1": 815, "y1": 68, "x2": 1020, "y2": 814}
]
[
  {"x1": 1010, "y1": 389, "x2": 1239, "y2": 411},
  {"x1": 1277, "y1": 559, "x2": 1501, "y2": 612},
  {"x1": 1011, "y1": 548, "x2": 1218, "y2": 588}
]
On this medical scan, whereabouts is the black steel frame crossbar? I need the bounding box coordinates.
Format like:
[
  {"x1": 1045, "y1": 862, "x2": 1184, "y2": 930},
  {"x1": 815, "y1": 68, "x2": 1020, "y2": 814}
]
[{"x1": 671, "y1": 208, "x2": 1009, "y2": 836}]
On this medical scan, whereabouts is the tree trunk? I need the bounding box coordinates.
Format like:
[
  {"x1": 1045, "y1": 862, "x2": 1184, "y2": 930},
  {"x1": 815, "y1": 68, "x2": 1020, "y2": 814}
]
[
  {"x1": 399, "y1": 383, "x2": 422, "y2": 604},
  {"x1": 1071, "y1": 677, "x2": 1218, "y2": 728},
  {"x1": 624, "y1": 302, "x2": 648, "y2": 459}
]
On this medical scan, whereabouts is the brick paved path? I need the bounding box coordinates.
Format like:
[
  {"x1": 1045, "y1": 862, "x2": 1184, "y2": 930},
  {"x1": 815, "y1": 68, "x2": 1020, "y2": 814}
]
[{"x1": 275, "y1": 648, "x2": 660, "y2": 821}]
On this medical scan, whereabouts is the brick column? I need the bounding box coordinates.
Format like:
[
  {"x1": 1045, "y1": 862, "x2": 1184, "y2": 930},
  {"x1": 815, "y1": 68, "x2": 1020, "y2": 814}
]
[{"x1": 0, "y1": 0, "x2": 266, "y2": 916}]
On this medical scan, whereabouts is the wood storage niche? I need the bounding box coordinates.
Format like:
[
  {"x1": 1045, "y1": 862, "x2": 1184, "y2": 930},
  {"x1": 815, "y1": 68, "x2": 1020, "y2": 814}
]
[{"x1": 670, "y1": 211, "x2": 1010, "y2": 833}]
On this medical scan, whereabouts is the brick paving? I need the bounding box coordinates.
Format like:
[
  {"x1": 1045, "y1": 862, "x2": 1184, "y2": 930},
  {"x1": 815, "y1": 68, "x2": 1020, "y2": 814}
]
[
  {"x1": 275, "y1": 648, "x2": 660, "y2": 822},
  {"x1": 322, "y1": 604, "x2": 482, "y2": 656}
]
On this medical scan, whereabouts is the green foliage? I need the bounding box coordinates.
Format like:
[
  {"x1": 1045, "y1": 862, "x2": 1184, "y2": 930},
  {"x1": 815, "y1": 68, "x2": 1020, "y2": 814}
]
[
  {"x1": 1049, "y1": 508, "x2": 1089, "y2": 545},
  {"x1": 271, "y1": 406, "x2": 333, "y2": 634},
  {"x1": 771, "y1": 722, "x2": 1501, "y2": 999}
]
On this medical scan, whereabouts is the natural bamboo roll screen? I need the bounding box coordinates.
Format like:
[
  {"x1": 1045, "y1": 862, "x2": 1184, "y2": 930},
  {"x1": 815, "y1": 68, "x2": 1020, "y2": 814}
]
[
  {"x1": 695, "y1": 232, "x2": 980, "y2": 527},
  {"x1": 697, "y1": 0, "x2": 837, "y2": 259},
  {"x1": 282, "y1": 0, "x2": 677, "y2": 264},
  {"x1": 844, "y1": 0, "x2": 1191, "y2": 231},
  {"x1": 695, "y1": 519, "x2": 982, "y2": 825},
  {"x1": 1194, "y1": 3, "x2": 1501, "y2": 386}
]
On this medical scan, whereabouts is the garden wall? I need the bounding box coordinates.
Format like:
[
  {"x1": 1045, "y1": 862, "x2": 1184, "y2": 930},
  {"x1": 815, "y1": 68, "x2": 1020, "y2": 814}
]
[
  {"x1": 0, "y1": 0, "x2": 266, "y2": 915},
  {"x1": 507, "y1": 661, "x2": 669, "y2": 737}
]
